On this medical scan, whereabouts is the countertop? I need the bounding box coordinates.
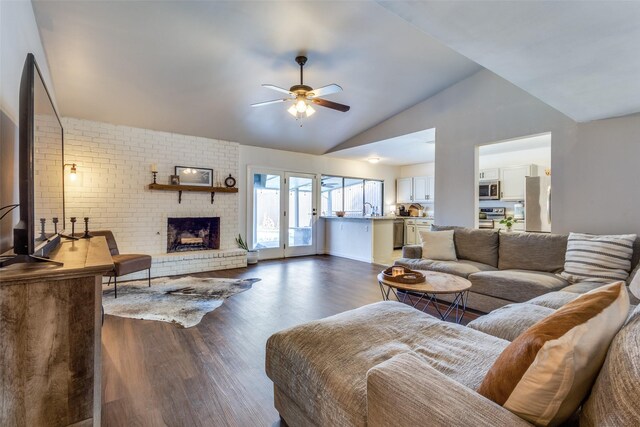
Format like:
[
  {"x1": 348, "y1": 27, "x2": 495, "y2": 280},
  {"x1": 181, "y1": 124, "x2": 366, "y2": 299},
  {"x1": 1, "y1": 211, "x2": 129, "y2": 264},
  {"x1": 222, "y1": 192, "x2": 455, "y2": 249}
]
[
  {"x1": 321, "y1": 216, "x2": 434, "y2": 221},
  {"x1": 321, "y1": 215, "x2": 398, "y2": 221}
]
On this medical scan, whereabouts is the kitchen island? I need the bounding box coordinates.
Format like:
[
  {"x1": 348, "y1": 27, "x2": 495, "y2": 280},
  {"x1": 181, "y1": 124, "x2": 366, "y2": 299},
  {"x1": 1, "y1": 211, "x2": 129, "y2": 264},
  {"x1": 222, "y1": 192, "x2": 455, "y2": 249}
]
[{"x1": 322, "y1": 216, "x2": 396, "y2": 265}]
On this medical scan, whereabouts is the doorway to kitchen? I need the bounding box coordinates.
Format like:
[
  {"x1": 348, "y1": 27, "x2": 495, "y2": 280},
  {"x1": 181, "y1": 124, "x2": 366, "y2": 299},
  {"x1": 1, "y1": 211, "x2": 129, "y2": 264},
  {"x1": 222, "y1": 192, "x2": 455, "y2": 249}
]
[
  {"x1": 475, "y1": 133, "x2": 552, "y2": 233},
  {"x1": 248, "y1": 168, "x2": 318, "y2": 259}
]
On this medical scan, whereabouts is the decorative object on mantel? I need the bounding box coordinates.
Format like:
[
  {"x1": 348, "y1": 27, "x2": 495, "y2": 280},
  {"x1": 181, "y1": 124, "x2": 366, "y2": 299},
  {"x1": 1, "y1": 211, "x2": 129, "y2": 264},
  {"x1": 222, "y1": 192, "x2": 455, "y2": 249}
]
[
  {"x1": 175, "y1": 166, "x2": 213, "y2": 187},
  {"x1": 151, "y1": 163, "x2": 158, "y2": 184},
  {"x1": 499, "y1": 216, "x2": 518, "y2": 232},
  {"x1": 335, "y1": 211, "x2": 346, "y2": 217},
  {"x1": 102, "y1": 276, "x2": 261, "y2": 328},
  {"x1": 170, "y1": 174, "x2": 180, "y2": 185},
  {"x1": 148, "y1": 183, "x2": 238, "y2": 204},
  {"x1": 236, "y1": 234, "x2": 259, "y2": 264},
  {"x1": 224, "y1": 174, "x2": 236, "y2": 188}
]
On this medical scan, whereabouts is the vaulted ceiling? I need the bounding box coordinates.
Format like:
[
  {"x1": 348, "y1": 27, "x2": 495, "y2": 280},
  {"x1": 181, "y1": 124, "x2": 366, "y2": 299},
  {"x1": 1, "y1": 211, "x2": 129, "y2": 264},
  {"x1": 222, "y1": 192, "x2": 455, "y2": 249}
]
[{"x1": 32, "y1": 1, "x2": 640, "y2": 155}]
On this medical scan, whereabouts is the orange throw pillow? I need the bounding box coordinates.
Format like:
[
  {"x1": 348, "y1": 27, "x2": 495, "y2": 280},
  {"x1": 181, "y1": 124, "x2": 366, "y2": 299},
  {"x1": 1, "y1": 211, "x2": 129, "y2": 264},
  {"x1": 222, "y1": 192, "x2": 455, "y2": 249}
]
[{"x1": 478, "y1": 281, "x2": 629, "y2": 426}]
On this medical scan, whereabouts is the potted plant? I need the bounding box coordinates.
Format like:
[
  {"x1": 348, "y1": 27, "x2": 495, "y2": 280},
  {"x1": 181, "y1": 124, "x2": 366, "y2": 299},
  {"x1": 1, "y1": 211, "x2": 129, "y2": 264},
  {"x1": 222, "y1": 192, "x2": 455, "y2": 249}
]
[
  {"x1": 499, "y1": 216, "x2": 518, "y2": 232},
  {"x1": 236, "y1": 234, "x2": 259, "y2": 264}
]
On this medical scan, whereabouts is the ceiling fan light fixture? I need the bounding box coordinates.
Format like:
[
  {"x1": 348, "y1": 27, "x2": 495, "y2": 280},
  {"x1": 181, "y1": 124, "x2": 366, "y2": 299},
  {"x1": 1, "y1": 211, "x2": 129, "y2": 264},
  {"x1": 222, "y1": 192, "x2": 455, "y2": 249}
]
[
  {"x1": 295, "y1": 99, "x2": 307, "y2": 113},
  {"x1": 287, "y1": 105, "x2": 298, "y2": 117},
  {"x1": 305, "y1": 104, "x2": 316, "y2": 117}
]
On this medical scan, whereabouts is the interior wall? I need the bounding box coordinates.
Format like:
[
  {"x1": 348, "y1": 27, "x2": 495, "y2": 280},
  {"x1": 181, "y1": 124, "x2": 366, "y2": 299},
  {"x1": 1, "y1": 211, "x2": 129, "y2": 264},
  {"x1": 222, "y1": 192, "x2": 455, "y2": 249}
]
[
  {"x1": 399, "y1": 161, "x2": 435, "y2": 178},
  {"x1": 569, "y1": 113, "x2": 640, "y2": 234},
  {"x1": 0, "y1": 0, "x2": 55, "y2": 252},
  {"x1": 333, "y1": 69, "x2": 586, "y2": 233},
  {"x1": 238, "y1": 145, "x2": 400, "y2": 253},
  {"x1": 478, "y1": 147, "x2": 550, "y2": 170}
]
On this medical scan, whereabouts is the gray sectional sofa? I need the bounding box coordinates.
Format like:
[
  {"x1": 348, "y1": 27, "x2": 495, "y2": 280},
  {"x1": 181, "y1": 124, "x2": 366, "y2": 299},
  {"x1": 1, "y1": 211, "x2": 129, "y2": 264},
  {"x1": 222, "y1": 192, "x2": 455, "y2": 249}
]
[
  {"x1": 394, "y1": 226, "x2": 640, "y2": 312},
  {"x1": 266, "y1": 292, "x2": 639, "y2": 426}
]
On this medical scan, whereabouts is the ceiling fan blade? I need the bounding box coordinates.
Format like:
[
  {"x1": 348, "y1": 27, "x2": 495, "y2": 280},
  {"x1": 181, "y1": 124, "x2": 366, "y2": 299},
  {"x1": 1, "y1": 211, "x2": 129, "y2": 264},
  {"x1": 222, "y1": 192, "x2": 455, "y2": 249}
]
[
  {"x1": 251, "y1": 98, "x2": 290, "y2": 107},
  {"x1": 262, "y1": 84, "x2": 294, "y2": 96},
  {"x1": 308, "y1": 84, "x2": 343, "y2": 98},
  {"x1": 311, "y1": 98, "x2": 350, "y2": 112}
]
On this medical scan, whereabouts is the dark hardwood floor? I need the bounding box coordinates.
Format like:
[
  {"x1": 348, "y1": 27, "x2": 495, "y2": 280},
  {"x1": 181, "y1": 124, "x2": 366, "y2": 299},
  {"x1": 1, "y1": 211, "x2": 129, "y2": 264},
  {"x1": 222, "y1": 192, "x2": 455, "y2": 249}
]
[{"x1": 101, "y1": 255, "x2": 479, "y2": 426}]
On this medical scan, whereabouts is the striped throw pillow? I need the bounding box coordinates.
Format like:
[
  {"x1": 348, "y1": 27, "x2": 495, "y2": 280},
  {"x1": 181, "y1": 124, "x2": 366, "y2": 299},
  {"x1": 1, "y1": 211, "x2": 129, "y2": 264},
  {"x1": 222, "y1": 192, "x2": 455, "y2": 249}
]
[{"x1": 561, "y1": 233, "x2": 637, "y2": 283}]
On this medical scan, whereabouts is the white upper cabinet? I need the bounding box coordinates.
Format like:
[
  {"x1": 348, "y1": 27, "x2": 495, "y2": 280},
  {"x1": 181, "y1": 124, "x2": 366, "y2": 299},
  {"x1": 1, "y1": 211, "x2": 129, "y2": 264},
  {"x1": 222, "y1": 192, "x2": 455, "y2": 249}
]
[
  {"x1": 479, "y1": 168, "x2": 500, "y2": 181},
  {"x1": 413, "y1": 176, "x2": 435, "y2": 203},
  {"x1": 396, "y1": 178, "x2": 413, "y2": 203},
  {"x1": 500, "y1": 165, "x2": 538, "y2": 201},
  {"x1": 397, "y1": 176, "x2": 435, "y2": 204}
]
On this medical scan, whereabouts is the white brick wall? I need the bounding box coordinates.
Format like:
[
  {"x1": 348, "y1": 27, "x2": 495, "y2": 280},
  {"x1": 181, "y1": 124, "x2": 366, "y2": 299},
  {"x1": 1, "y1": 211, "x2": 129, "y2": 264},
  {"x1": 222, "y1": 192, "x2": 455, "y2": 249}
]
[{"x1": 62, "y1": 118, "x2": 245, "y2": 277}]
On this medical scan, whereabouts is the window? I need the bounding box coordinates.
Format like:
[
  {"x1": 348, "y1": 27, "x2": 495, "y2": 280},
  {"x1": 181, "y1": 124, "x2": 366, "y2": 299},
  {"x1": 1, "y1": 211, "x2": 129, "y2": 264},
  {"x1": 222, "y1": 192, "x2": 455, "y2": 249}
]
[{"x1": 321, "y1": 175, "x2": 384, "y2": 216}]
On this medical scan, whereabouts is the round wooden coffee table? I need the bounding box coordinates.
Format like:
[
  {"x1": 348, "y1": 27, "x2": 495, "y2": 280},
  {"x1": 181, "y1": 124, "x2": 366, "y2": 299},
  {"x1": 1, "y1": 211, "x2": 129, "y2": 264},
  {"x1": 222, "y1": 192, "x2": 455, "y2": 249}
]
[{"x1": 377, "y1": 270, "x2": 471, "y2": 323}]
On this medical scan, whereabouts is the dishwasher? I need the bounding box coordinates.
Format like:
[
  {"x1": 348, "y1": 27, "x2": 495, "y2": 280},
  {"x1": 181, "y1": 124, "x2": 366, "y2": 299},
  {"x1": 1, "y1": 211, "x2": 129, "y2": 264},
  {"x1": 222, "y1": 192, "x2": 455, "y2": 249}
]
[{"x1": 393, "y1": 219, "x2": 405, "y2": 249}]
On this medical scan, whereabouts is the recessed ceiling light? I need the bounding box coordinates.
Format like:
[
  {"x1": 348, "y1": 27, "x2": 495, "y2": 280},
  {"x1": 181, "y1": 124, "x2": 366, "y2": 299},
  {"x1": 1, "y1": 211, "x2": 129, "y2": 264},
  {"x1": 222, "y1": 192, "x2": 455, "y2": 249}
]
[{"x1": 368, "y1": 157, "x2": 380, "y2": 164}]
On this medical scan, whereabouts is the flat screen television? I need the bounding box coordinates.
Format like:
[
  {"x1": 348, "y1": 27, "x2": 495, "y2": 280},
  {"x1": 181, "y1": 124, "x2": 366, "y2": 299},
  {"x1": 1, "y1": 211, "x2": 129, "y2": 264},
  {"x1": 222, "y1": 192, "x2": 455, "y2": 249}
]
[{"x1": 2, "y1": 53, "x2": 65, "y2": 266}]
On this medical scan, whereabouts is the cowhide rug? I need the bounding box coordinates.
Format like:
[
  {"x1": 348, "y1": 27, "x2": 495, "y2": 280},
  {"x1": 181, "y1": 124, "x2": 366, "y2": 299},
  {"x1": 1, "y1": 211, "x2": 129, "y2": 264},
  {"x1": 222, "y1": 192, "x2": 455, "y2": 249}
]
[{"x1": 102, "y1": 276, "x2": 260, "y2": 328}]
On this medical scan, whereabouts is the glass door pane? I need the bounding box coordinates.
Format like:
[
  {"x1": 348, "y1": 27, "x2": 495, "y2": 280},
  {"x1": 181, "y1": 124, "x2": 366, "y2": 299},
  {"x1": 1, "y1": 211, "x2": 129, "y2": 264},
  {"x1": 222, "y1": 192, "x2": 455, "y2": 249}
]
[
  {"x1": 285, "y1": 173, "x2": 317, "y2": 257},
  {"x1": 288, "y1": 176, "x2": 314, "y2": 247},
  {"x1": 253, "y1": 172, "x2": 281, "y2": 250}
]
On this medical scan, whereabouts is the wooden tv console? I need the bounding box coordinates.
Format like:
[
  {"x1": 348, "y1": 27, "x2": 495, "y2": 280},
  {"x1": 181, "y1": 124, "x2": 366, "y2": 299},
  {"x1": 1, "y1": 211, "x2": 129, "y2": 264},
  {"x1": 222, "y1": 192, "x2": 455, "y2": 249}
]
[{"x1": 0, "y1": 237, "x2": 113, "y2": 427}]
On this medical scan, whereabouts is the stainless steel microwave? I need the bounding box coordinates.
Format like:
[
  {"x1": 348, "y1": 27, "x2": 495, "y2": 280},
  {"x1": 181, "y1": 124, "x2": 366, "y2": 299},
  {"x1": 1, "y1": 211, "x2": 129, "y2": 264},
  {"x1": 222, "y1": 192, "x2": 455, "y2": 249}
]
[{"x1": 479, "y1": 180, "x2": 500, "y2": 200}]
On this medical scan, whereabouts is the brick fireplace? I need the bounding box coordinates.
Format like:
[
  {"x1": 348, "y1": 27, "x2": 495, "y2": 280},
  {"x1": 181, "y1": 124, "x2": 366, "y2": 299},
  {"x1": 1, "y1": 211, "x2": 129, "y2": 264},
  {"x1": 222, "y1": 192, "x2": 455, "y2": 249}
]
[
  {"x1": 63, "y1": 118, "x2": 246, "y2": 279},
  {"x1": 167, "y1": 217, "x2": 220, "y2": 253}
]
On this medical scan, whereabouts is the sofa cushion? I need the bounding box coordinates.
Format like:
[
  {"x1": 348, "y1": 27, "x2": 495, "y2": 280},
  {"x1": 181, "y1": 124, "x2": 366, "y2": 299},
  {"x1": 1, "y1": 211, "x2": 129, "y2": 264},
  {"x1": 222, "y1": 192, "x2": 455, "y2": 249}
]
[
  {"x1": 432, "y1": 225, "x2": 499, "y2": 267},
  {"x1": 581, "y1": 304, "x2": 640, "y2": 426},
  {"x1": 560, "y1": 232, "x2": 636, "y2": 284},
  {"x1": 265, "y1": 301, "x2": 508, "y2": 426},
  {"x1": 469, "y1": 270, "x2": 569, "y2": 303},
  {"x1": 395, "y1": 258, "x2": 497, "y2": 279},
  {"x1": 478, "y1": 282, "x2": 630, "y2": 427},
  {"x1": 498, "y1": 232, "x2": 568, "y2": 272},
  {"x1": 419, "y1": 230, "x2": 457, "y2": 261},
  {"x1": 525, "y1": 291, "x2": 580, "y2": 309},
  {"x1": 467, "y1": 303, "x2": 555, "y2": 342}
]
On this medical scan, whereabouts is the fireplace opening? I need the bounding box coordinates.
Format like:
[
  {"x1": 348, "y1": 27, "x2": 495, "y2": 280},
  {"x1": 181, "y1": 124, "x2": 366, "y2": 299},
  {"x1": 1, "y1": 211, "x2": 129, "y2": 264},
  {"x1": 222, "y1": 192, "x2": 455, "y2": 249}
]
[{"x1": 167, "y1": 217, "x2": 220, "y2": 253}]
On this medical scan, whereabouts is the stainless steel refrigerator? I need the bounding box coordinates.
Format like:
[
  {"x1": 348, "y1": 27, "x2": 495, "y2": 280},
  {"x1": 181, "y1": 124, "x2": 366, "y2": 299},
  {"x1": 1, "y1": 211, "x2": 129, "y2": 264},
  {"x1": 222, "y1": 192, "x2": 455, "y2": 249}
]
[{"x1": 525, "y1": 176, "x2": 551, "y2": 232}]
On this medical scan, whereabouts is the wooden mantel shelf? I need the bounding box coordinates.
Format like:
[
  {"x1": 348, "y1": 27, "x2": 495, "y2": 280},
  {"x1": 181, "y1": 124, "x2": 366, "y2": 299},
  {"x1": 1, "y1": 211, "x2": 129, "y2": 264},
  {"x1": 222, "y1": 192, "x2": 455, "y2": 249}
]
[{"x1": 147, "y1": 183, "x2": 238, "y2": 204}]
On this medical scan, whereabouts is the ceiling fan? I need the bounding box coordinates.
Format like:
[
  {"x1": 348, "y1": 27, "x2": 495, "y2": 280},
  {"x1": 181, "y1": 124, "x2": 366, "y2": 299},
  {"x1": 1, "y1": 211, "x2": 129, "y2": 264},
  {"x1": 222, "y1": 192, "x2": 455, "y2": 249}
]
[{"x1": 251, "y1": 55, "x2": 350, "y2": 119}]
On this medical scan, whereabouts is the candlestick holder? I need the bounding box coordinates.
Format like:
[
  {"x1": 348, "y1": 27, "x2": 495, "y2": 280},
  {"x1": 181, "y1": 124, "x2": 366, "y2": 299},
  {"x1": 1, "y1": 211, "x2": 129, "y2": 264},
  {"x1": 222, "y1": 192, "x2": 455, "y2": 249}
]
[
  {"x1": 152, "y1": 171, "x2": 158, "y2": 184},
  {"x1": 83, "y1": 217, "x2": 92, "y2": 239},
  {"x1": 52, "y1": 217, "x2": 59, "y2": 234},
  {"x1": 39, "y1": 218, "x2": 46, "y2": 240},
  {"x1": 70, "y1": 217, "x2": 77, "y2": 237}
]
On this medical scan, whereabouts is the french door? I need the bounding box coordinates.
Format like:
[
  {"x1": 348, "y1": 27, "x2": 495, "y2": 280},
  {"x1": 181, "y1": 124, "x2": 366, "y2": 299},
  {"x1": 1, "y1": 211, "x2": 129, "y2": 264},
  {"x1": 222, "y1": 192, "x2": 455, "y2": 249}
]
[{"x1": 249, "y1": 168, "x2": 317, "y2": 259}]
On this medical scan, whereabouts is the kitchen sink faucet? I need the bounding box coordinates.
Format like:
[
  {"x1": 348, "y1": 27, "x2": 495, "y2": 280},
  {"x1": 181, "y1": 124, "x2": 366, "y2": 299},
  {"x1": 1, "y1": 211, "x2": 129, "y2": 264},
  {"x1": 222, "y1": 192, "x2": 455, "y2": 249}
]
[{"x1": 363, "y1": 202, "x2": 373, "y2": 216}]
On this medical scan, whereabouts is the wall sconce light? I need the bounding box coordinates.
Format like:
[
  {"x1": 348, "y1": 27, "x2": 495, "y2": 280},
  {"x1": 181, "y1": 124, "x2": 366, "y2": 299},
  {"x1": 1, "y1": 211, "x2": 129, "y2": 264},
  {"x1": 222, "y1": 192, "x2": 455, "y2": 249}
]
[{"x1": 64, "y1": 163, "x2": 77, "y2": 181}]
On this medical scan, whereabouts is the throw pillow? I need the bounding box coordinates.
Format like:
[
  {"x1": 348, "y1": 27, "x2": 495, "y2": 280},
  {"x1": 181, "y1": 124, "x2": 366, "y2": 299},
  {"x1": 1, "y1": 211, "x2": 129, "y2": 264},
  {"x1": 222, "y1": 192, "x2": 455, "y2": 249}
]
[
  {"x1": 477, "y1": 281, "x2": 629, "y2": 427},
  {"x1": 419, "y1": 230, "x2": 457, "y2": 261},
  {"x1": 630, "y1": 265, "x2": 640, "y2": 299},
  {"x1": 560, "y1": 232, "x2": 637, "y2": 283}
]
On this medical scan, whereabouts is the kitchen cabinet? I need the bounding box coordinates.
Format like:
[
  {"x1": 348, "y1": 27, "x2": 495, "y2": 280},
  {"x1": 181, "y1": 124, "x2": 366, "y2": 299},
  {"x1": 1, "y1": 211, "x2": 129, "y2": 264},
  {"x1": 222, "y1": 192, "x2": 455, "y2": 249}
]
[
  {"x1": 405, "y1": 221, "x2": 417, "y2": 245},
  {"x1": 397, "y1": 178, "x2": 413, "y2": 203},
  {"x1": 396, "y1": 176, "x2": 434, "y2": 204},
  {"x1": 405, "y1": 218, "x2": 434, "y2": 245},
  {"x1": 416, "y1": 219, "x2": 433, "y2": 239},
  {"x1": 413, "y1": 176, "x2": 435, "y2": 203},
  {"x1": 500, "y1": 165, "x2": 538, "y2": 201},
  {"x1": 479, "y1": 168, "x2": 500, "y2": 181}
]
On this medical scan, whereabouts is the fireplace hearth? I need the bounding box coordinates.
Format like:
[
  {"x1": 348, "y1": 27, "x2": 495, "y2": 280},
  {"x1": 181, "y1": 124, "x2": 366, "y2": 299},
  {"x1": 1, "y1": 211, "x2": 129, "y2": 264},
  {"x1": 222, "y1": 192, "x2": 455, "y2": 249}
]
[{"x1": 167, "y1": 217, "x2": 220, "y2": 253}]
